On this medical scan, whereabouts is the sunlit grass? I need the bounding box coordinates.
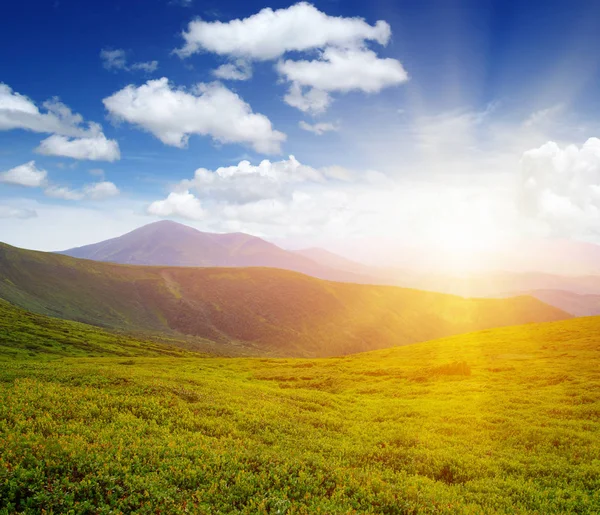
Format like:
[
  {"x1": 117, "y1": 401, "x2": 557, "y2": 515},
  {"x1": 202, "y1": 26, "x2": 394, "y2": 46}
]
[{"x1": 1, "y1": 317, "x2": 599, "y2": 513}]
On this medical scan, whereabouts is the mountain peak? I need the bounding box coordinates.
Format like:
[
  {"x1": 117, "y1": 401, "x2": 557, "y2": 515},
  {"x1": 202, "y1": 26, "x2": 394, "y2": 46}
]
[
  {"x1": 146, "y1": 220, "x2": 186, "y2": 228},
  {"x1": 58, "y1": 221, "x2": 333, "y2": 273},
  {"x1": 135, "y1": 220, "x2": 200, "y2": 233}
]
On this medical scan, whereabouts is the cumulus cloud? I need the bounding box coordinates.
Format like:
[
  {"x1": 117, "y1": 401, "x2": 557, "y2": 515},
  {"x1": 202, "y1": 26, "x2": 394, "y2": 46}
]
[
  {"x1": 284, "y1": 84, "x2": 331, "y2": 114},
  {"x1": 212, "y1": 59, "x2": 252, "y2": 80},
  {"x1": 36, "y1": 131, "x2": 120, "y2": 162},
  {"x1": 101, "y1": 49, "x2": 158, "y2": 73},
  {"x1": 518, "y1": 138, "x2": 600, "y2": 238},
  {"x1": 175, "y1": 2, "x2": 390, "y2": 59},
  {"x1": 44, "y1": 186, "x2": 85, "y2": 200},
  {"x1": 147, "y1": 190, "x2": 206, "y2": 220},
  {"x1": 299, "y1": 120, "x2": 339, "y2": 135},
  {"x1": 278, "y1": 48, "x2": 407, "y2": 94},
  {"x1": 0, "y1": 84, "x2": 92, "y2": 137},
  {"x1": 0, "y1": 161, "x2": 47, "y2": 187},
  {"x1": 44, "y1": 181, "x2": 120, "y2": 201},
  {"x1": 0, "y1": 205, "x2": 37, "y2": 219},
  {"x1": 218, "y1": 190, "x2": 351, "y2": 229},
  {"x1": 84, "y1": 181, "x2": 120, "y2": 199},
  {"x1": 174, "y1": 3, "x2": 405, "y2": 113},
  {"x1": 175, "y1": 155, "x2": 329, "y2": 204},
  {"x1": 0, "y1": 160, "x2": 118, "y2": 201},
  {"x1": 146, "y1": 156, "x2": 369, "y2": 232},
  {"x1": 0, "y1": 83, "x2": 119, "y2": 159},
  {"x1": 103, "y1": 78, "x2": 286, "y2": 154}
]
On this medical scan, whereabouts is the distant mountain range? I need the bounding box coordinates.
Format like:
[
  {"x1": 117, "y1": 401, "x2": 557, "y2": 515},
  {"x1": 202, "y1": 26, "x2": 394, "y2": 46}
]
[
  {"x1": 57, "y1": 221, "x2": 600, "y2": 317},
  {"x1": 497, "y1": 290, "x2": 600, "y2": 318},
  {"x1": 59, "y1": 220, "x2": 377, "y2": 284},
  {"x1": 0, "y1": 242, "x2": 570, "y2": 357}
]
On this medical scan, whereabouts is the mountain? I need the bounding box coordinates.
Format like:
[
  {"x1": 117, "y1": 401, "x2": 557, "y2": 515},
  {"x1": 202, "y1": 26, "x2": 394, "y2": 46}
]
[
  {"x1": 59, "y1": 223, "x2": 600, "y2": 306},
  {"x1": 293, "y1": 247, "x2": 377, "y2": 275},
  {"x1": 400, "y1": 270, "x2": 600, "y2": 298},
  {"x1": 0, "y1": 242, "x2": 570, "y2": 357},
  {"x1": 504, "y1": 289, "x2": 600, "y2": 317},
  {"x1": 58, "y1": 221, "x2": 375, "y2": 283}
]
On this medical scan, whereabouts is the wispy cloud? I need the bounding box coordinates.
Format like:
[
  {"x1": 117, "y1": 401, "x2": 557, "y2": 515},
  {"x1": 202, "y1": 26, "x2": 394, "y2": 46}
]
[{"x1": 100, "y1": 49, "x2": 158, "y2": 74}]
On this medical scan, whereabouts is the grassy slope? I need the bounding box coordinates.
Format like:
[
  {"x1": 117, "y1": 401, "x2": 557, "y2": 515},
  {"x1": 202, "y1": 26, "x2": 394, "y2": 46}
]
[
  {"x1": 0, "y1": 299, "x2": 268, "y2": 359},
  {"x1": 0, "y1": 299, "x2": 193, "y2": 359},
  {"x1": 0, "y1": 242, "x2": 570, "y2": 357},
  {"x1": 1, "y1": 316, "x2": 599, "y2": 513}
]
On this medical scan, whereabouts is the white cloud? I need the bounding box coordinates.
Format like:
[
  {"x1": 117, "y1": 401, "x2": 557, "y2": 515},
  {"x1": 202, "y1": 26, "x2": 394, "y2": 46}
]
[
  {"x1": 44, "y1": 186, "x2": 84, "y2": 200},
  {"x1": 0, "y1": 83, "x2": 118, "y2": 158},
  {"x1": 299, "y1": 120, "x2": 339, "y2": 135},
  {"x1": 101, "y1": 49, "x2": 158, "y2": 73},
  {"x1": 44, "y1": 181, "x2": 120, "y2": 201},
  {"x1": 284, "y1": 84, "x2": 331, "y2": 114},
  {"x1": 0, "y1": 84, "x2": 98, "y2": 137},
  {"x1": 218, "y1": 190, "x2": 351, "y2": 229},
  {"x1": 0, "y1": 161, "x2": 47, "y2": 187},
  {"x1": 523, "y1": 104, "x2": 565, "y2": 128},
  {"x1": 0, "y1": 160, "x2": 118, "y2": 202},
  {"x1": 103, "y1": 78, "x2": 286, "y2": 154},
  {"x1": 146, "y1": 156, "x2": 372, "y2": 235},
  {"x1": 147, "y1": 190, "x2": 205, "y2": 220},
  {"x1": 277, "y1": 48, "x2": 408, "y2": 94},
  {"x1": 320, "y1": 165, "x2": 354, "y2": 181},
  {"x1": 177, "y1": 155, "x2": 325, "y2": 204},
  {"x1": 174, "y1": 4, "x2": 405, "y2": 114},
  {"x1": 85, "y1": 181, "x2": 120, "y2": 199},
  {"x1": 0, "y1": 205, "x2": 37, "y2": 219},
  {"x1": 36, "y1": 132, "x2": 120, "y2": 162},
  {"x1": 101, "y1": 49, "x2": 128, "y2": 70},
  {"x1": 175, "y1": 2, "x2": 391, "y2": 59},
  {"x1": 131, "y1": 61, "x2": 159, "y2": 73},
  {"x1": 212, "y1": 59, "x2": 252, "y2": 80},
  {"x1": 518, "y1": 138, "x2": 600, "y2": 238}
]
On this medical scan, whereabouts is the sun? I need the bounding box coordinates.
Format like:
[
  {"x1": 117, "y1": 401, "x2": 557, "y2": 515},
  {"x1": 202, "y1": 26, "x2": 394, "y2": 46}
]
[{"x1": 430, "y1": 222, "x2": 502, "y2": 274}]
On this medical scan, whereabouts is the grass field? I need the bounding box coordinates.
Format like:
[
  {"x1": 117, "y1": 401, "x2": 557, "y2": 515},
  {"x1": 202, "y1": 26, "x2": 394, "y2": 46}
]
[
  {"x1": 0, "y1": 299, "x2": 263, "y2": 359},
  {"x1": 1, "y1": 313, "x2": 599, "y2": 513}
]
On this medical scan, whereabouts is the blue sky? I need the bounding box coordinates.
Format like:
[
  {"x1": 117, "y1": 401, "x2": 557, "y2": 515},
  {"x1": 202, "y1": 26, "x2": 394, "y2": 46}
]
[{"x1": 2, "y1": 0, "x2": 600, "y2": 260}]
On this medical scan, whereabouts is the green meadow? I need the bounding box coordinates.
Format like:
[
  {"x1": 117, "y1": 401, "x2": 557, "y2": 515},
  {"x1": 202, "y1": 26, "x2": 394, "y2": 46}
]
[{"x1": 1, "y1": 314, "x2": 599, "y2": 514}]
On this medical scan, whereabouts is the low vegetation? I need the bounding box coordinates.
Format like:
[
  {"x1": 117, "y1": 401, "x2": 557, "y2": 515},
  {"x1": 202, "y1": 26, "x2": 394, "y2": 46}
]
[
  {"x1": 0, "y1": 299, "x2": 258, "y2": 359},
  {"x1": 1, "y1": 309, "x2": 599, "y2": 513}
]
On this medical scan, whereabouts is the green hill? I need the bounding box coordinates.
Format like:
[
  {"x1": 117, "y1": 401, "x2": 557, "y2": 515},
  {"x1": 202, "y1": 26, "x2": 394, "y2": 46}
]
[
  {"x1": 1, "y1": 316, "x2": 598, "y2": 513},
  {"x1": 0, "y1": 242, "x2": 570, "y2": 357},
  {"x1": 0, "y1": 298, "x2": 196, "y2": 359}
]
